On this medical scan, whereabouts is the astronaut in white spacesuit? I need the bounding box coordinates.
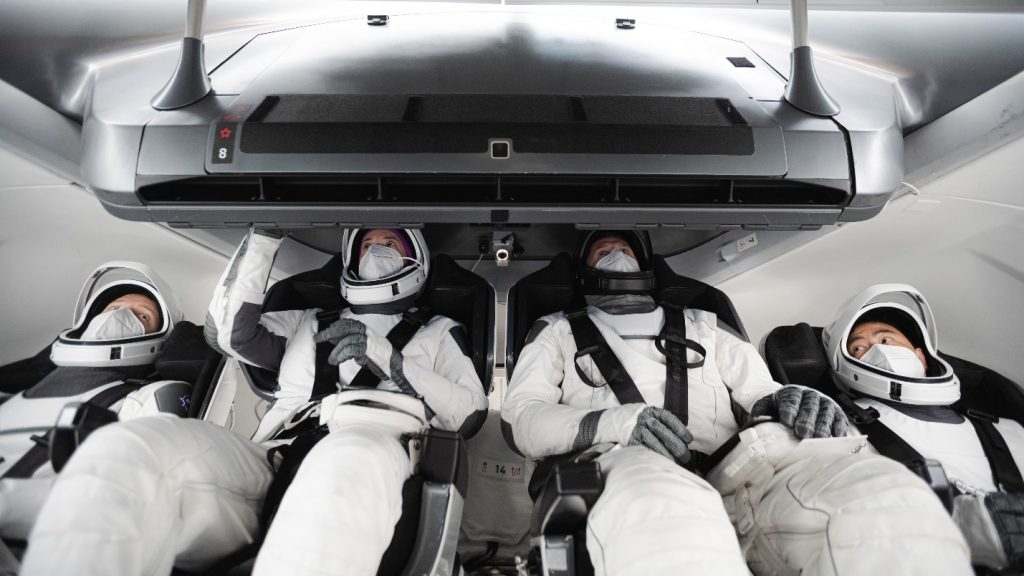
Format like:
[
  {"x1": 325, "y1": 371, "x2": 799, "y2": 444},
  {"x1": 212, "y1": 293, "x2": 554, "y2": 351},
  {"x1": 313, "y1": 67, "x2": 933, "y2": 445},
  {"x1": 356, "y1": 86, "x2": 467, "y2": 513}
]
[
  {"x1": 0, "y1": 262, "x2": 192, "y2": 542},
  {"x1": 19, "y1": 227, "x2": 487, "y2": 576},
  {"x1": 826, "y1": 283, "x2": 1024, "y2": 573},
  {"x1": 501, "y1": 231, "x2": 972, "y2": 576}
]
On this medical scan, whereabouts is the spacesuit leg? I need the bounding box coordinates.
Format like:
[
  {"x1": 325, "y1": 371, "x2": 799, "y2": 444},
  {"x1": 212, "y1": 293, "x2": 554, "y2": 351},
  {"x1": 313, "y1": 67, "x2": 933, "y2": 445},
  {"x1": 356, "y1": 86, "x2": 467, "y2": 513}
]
[
  {"x1": 253, "y1": 422, "x2": 412, "y2": 576},
  {"x1": 0, "y1": 476, "x2": 55, "y2": 540},
  {"x1": 20, "y1": 415, "x2": 273, "y2": 576},
  {"x1": 710, "y1": 423, "x2": 971, "y2": 576},
  {"x1": 585, "y1": 446, "x2": 749, "y2": 576}
]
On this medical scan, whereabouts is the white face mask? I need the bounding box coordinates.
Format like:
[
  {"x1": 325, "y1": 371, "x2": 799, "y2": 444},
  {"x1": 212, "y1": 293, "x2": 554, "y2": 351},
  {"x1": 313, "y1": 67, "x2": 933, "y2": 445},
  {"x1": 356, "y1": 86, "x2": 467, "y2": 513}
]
[
  {"x1": 595, "y1": 249, "x2": 640, "y2": 273},
  {"x1": 81, "y1": 306, "x2": 146, "y2": 341},
  {"x1": 358, "y1": 244, "x2": 406, "y2": 280},
  {"x1": 859, "y1": 344, "x2": 926, "y2": 378}
]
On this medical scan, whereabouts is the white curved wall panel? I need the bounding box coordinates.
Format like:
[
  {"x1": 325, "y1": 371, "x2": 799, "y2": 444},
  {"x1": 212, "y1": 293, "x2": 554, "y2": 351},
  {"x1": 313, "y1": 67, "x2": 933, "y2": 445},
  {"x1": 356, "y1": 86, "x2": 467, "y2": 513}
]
[{"x1": 721, "y1": 135, "x2": 1024, "y2": 384}]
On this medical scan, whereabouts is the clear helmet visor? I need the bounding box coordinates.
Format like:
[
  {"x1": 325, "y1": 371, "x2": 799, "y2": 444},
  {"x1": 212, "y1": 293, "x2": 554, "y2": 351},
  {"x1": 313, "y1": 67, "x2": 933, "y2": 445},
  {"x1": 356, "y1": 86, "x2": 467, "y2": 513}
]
[
  {"x1": 824, "y1": 283, "x2": 939, "y2": 361},
  {"x1": 71, "y1": 261, "x2": 181, "y2": 335},
  {"x1": 851, "y1": 289, "x2": 938, "y2": 350},
  {"x1": 824, "y1": 283, "x2": 958, "y2": 405}
]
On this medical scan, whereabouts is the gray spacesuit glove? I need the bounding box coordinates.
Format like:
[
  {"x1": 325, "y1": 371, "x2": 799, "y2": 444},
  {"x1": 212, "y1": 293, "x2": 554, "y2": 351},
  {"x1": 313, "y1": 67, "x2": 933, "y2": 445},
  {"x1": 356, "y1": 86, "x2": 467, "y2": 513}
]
[
  {"x1": 750, "y1": 384, "x2": 849, "y2": 439},
  {"x1": 954, "y1": 491, "x2": 1024, "y2": 571},
  {"x1": 314, "y1": 318, "x2": 396, "y2": 383},
  {"x1": 986, "y1": 492, "x2": 1024, "y2": 571},
  {"x1": 626, "y1": 406, "x2": 694, "y2": 466}
]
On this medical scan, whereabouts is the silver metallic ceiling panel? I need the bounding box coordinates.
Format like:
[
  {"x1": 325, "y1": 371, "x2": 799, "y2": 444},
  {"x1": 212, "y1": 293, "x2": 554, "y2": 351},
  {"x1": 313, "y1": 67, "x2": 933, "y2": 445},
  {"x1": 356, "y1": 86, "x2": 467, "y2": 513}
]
[{"x1": 55, "y1": 10, "x2": 885, "y2": 227}]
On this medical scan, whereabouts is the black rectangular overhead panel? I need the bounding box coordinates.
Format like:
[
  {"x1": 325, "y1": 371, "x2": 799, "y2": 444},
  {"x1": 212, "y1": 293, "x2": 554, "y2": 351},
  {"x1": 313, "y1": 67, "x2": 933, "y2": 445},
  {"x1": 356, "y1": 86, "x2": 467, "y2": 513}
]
[{"x1": 239, "y1": 94, "x2": 754, "y2": 156}]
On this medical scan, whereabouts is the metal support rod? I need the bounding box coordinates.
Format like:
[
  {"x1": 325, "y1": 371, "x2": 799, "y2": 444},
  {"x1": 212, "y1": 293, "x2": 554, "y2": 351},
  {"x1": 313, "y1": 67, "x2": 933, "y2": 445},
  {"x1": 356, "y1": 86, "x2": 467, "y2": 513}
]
[
  {"x1": 784, "y1": 0, "x2": 840, "y2": 117},
  {"x1": 791, "y1": 0, "x2": 809, "y2": 48},
  {"x1": 152, "y1": 0, "x2": 212, "y2": 111},
  {"x1": 185, "y1": 0, "x2": 206, "y2": 39}
]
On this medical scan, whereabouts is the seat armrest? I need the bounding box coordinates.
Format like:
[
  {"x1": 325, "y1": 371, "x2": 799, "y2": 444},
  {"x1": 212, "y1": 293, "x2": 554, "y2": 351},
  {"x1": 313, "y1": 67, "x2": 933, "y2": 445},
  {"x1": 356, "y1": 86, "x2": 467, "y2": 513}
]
[
  {"x1": 419, "y1": 429, "x2": 468, "y2": 494},
  {"x1": 531, "y1": 461, "x2": 604, "y2": 535}
]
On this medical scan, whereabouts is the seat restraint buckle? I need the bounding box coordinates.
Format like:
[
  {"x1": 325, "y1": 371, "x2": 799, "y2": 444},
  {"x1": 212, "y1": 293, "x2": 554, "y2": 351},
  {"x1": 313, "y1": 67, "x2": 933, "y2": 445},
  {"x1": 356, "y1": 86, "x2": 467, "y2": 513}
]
[{"x1": 906, "y1": 458, "x2": 954, "y2": 512}]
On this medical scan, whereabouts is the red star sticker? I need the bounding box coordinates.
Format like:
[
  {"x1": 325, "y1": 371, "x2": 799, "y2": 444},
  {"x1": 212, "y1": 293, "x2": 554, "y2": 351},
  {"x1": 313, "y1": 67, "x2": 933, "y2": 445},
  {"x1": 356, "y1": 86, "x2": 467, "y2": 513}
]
[{"x1": 219, "y1": 127, "x2": 233, "y2": 139}]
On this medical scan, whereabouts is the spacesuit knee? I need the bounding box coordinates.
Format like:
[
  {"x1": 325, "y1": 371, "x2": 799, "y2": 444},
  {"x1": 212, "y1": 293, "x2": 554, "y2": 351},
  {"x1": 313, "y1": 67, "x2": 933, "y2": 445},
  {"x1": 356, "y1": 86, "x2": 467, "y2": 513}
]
[
  {"x1": 743, "y1": 452, "x2": 971, "y2": 576},
  {"x1": 23, "y1": 417, "x2": 272, "y2": 576},
  {"x1": 585, "y1": 446, "x2": 748, "y2": 576},
  {"x1": 254, "y1": 424, "x2": 412, "y2": 576}
]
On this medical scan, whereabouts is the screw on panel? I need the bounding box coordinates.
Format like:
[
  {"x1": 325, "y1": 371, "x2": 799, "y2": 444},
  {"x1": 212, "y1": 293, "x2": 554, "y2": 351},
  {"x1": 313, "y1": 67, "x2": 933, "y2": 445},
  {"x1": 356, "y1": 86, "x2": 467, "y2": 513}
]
[
  {"x1": 367, "y1": 15, "x2": 389, "y2": 26},
  {"x1": 616, "y1": 18, "x2": 635, "y2": 29}
]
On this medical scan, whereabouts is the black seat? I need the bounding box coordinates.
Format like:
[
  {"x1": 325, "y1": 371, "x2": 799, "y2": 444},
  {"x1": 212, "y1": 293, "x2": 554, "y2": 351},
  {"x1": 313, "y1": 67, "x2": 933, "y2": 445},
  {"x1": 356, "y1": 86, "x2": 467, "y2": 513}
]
[
  {"x1": 244, "y1": 253, "x2": 493, "y2": 398},
  {"x1": 505, "y1": 252, "x2": 750, "y2": 576},
  {"x1": 763, "y1": 323, "x2": 1024, "y2": 421},
  {"x1": 230, "y1": 252, "x2": 493, "y2": 576},
  {"x1": 507, "y1": 251, "x2": 749, "y2": 375},
  {"x1": 157, "y1": 321, "x2": 226, "y2": 418}
]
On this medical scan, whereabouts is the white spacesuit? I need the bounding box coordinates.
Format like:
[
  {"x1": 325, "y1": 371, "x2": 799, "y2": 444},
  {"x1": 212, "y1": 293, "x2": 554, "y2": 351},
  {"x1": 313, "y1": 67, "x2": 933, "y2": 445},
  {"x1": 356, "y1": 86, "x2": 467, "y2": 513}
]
[
  {"x1": 0, "y1": 262, "x2": 192, "y2": 542},
  {"x1": 501, "y1": 231, "x2": 972, "y2": 576},
  {"x1": 19, "y1": 228, "x2": 487, "y2": 576},
  {"x1": 825, "y1": 284, "x2": 1024, "y2": 572}
]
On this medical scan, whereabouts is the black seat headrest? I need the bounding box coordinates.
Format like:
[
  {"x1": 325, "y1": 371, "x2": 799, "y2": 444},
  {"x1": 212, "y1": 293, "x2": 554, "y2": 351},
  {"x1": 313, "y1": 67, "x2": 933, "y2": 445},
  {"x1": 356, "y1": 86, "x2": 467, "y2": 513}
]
[
  {"x1": 263, "y1": 253, "x2": 347, "y2": 314},
  {"x1": 506, "y1": 253, "x2": 578, "y2": 374},
  {"x1": 155, "y1": 321, "x2": 221, "y2": 384},
  {"x1": 420, "y1": 254, "x2": 495, "y2": 391},
  {"x1": 946, "y1": 354, "x2": 1024, "y2": 420},
  {"x1": 506, "y1": 252, "x2": 750, "y2": 374},
  {"x1": 651, "y1": 255, "x2": 749, "y2": 341},
  {"x1": 762, "y1": 323, "x2": 836, "y2": 396}
]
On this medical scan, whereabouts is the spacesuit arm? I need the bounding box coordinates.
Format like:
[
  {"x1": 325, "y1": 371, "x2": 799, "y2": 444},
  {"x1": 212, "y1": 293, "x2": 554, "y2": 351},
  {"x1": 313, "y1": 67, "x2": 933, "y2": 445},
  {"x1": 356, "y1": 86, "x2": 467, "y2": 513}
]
[
  {"x1": 713, "y1": 321, "x2": 783, "y2": 413},
  {"x1": 501, "y1": 317, "x2": 644, "y2": 459},
  {"x1": 399, "y1": 320, "x2": 489, "y2": 435},
  {"x1": 206, "y1": 227, "x2": 305, "y2": 371},
  {"x1": 114, "y1": 380, "x2": 194, "y2": 419}
]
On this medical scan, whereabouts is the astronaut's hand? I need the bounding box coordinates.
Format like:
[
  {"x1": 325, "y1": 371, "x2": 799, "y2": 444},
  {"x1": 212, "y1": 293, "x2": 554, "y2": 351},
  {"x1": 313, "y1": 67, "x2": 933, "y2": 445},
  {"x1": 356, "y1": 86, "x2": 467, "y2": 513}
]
[
  {"x1": 954, "y1": 491, "x2": 1024, "y2": 571},
  {"x1": 627, "y1": 406, "x2": 693, "y2": 466},
  {"x1": 751, "y1": 385, "x2": 849, "y2": 439},
  {"x1": 314, "y1": 318, "x2": 396, "y2": 382},
  {"x1": 985, "y1": 492, "x2": 1024, "y2": 571}
]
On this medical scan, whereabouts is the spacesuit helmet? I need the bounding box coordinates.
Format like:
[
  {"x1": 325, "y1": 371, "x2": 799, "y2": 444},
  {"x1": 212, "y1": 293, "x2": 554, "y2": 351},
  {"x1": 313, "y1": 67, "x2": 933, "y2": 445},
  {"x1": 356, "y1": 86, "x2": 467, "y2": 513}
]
[
  {"x1": 340, "y1": 228, "x2": 430, "y2": 306},
  {"x1": 576, "y1": 229, "x2": 655, "y2": 295},
  {"x1": 50, "y1": 261, "x2": 182, "y2": 368},
  {"x1": 823, "y1": 283, "x2": 959, "y2": 405}
]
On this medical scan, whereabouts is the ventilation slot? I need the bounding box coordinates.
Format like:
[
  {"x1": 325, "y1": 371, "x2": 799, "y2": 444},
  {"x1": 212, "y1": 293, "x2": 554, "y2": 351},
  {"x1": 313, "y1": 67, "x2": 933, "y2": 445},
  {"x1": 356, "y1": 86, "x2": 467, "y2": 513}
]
[{"x1": 139, "y1": 176, "x2": 847, "y2": 207}]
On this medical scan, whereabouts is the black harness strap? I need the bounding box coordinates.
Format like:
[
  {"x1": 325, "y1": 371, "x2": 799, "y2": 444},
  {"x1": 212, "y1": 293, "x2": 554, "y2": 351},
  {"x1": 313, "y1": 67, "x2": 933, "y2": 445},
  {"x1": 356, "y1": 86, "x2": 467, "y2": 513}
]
[
  {"x1": 565, "y1": 308, "x2": 645, "y2": 406},
  {"x1": 2, "y1": 381, "x2": 141, "y2": 480},
  {"x1": 263, "y1": 308, "x2": 435, "y2": 538},
  {"x1": 2, "y1": 440, "x2": 50, "y2": 480},
  {"x1": 566, "y1": 305, "x2": 705, "y2": 425},
  {"x1": 656, "y1": 302, "x2": 705, "y2": 426},
  {"x1": 825, "y1": 368, "x2": 928, "y2": 466},
  {"x1": 966, "y1": 410, "x2": 1024, "y2": 494},
  {"x1": 312, "y1": 307, "x2": 434, "y2": 399},
  {"x1": 825, "y1": 382, "x2": 957, "y2": 509},
  {"x1": 349, "y1": 307, "x2": 433, "y2": 389},
  {"x1": 311, "y1": 310, "x2": 343, "y2": 399}
]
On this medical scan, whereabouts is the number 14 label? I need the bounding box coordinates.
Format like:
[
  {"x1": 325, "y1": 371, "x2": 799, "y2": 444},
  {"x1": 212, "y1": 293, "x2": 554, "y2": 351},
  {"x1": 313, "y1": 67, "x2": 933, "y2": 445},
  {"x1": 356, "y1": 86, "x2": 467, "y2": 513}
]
[{"x1": 475, "y1": 457, "x2": 524, "y2": 482}]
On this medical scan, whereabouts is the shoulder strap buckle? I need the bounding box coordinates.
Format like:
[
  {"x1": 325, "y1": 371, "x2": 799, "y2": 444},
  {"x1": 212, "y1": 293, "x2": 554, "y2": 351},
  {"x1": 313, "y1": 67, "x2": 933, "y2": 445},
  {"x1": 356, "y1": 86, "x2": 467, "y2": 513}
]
[
  {"x1": 966, "y1": 408, "x2": 998, "y2": 422},
  {"x1": 316, "y1": 308, "x2": 342, "y2": 323},
  {"x1": 564, "y1": 308, "x2": 589, "y2": 320}
]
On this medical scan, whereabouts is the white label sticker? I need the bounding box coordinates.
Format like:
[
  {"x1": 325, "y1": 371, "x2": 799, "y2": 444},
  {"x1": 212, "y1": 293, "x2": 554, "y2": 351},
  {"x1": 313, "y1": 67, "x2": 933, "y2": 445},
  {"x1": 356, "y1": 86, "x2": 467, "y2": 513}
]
[
  {"x1": 736, "y1": 232, "x2": 758, "y2": 253},
  {"x1": 473, "y1": 456, "x2": 525, "y2": 483}
]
